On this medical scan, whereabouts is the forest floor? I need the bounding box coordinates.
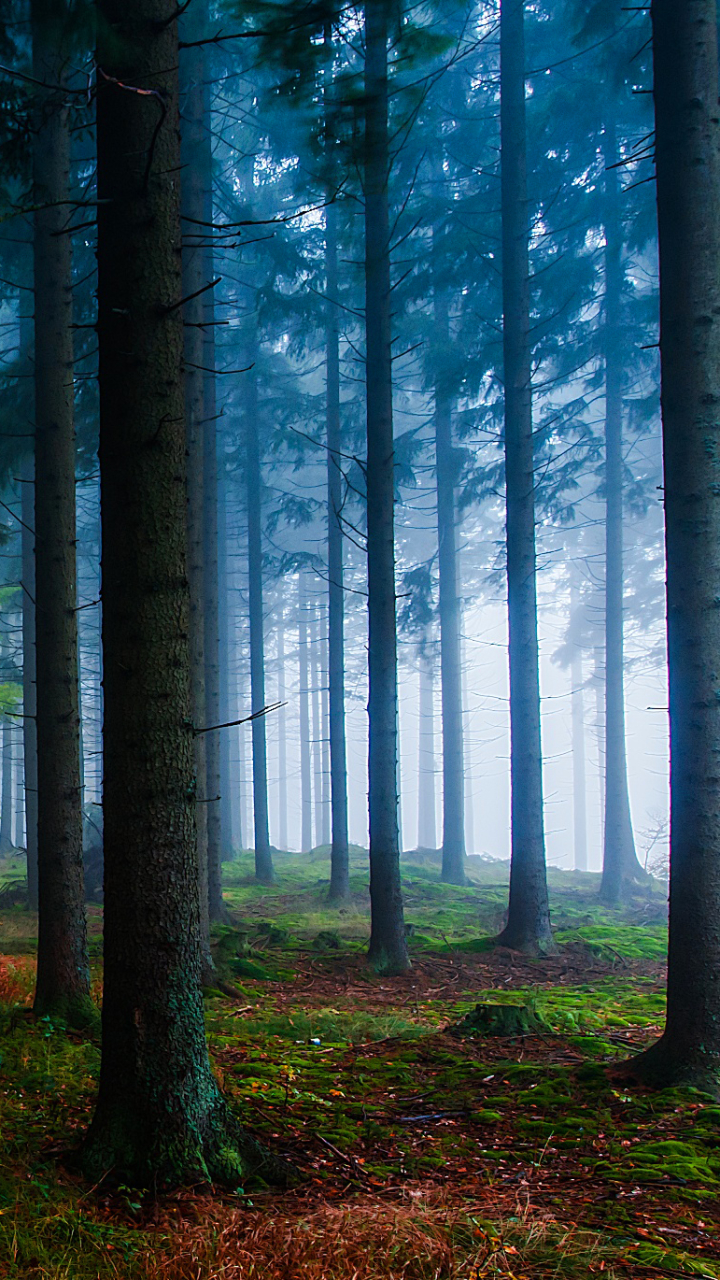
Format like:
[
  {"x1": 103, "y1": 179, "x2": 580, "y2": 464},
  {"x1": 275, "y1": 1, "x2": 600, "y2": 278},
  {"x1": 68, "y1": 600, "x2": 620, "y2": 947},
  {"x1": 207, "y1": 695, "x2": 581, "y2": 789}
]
[{"x1": 0, "y1": 848, "x2": 717, "y2": 1279}]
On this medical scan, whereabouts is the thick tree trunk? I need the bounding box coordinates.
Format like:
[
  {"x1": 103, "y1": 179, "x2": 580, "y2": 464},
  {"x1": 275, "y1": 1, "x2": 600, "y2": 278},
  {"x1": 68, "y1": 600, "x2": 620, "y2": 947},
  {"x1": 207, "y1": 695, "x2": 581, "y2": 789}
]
[
  {"x1": 245, "y1": 340, "x2": 274, "y2": 883},
  {"x1": 364, "y1": 0, "x2": 409, "y2": 973},
  {"x1": 417, "y1": 653, "x2": 437, "y2": 851},
  {"x1": 82, "y1": 0, "x2": 288, "y2": 1186},
  {"x1": 496, "y1": 0, "x2": 553, "y2": 955},
  {"x1": 325, "y1": 202, "x2": 350, "y2": 898},
  {"x1": 298, "y1": 574, "x2": 313, "y2": 853},
  {"x1": 434, "y1": 285, "x2": 466, "y2": 885},
  {"x1": 626, "y1": 0, "x2": 720, "y2": 1092},
  {"x1": 180, "y1": 22, "x2": 212, "y2": 961},
  {"x1": 599, "y1": 115, "x2": 645, "y2": 905},
  {"x1": 30, "y1": 0, "x2": 90, "y2": 1021}
]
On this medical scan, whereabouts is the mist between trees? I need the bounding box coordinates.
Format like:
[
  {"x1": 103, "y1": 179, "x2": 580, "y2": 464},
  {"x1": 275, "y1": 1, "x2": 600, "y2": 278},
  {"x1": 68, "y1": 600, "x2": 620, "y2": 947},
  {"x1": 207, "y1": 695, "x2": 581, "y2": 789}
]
[{"x1": 0, "y1": 0, "x2": 716, "y2": 1200}]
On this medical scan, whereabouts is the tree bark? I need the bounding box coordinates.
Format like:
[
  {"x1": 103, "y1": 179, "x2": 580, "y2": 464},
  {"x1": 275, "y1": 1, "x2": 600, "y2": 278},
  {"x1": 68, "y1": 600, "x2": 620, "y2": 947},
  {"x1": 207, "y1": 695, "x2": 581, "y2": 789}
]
[
  {"x1": 320, "y1": 621, "x2": 331, "y2": 849},
  {"x1": 325, "y1": 200, "x2": 351, "y2": 898},
  {"x1": 625, "y1": 0, "x2": 720, "y2": 1092},
  {"x1": 298, "y1": 573, "x2": 313, "y2": 853},
  {"x1": 496, "y1": 0, "x2": 554, "y2": 955},
  {"x1": 599, "y1": 112, "x2": 646, "y2": 905},
  {"x1": 82, "y1": 0, "x2": 287, "y2": 1186},
  {"x1": 276, "y1": 608, "x2": 288, "y2": 851},
  {"x1": 310, "y1": 603, "x2": 323, "y2": 848},
  {"x1": 0, "y1": 694, "x2": 13, "y2": 856},
  {"x1": 434, "y1": 283, "x2": 466, "y2": 885},
  {"x1": 245, "y1": 331, "x2": 274, "y2": 883},
  {"x1": 364, "y1": 0, "x2": 409, "y2": 973},
  {"x1": 571, "y1": 646, "x2": 588, "y2": 873},
  {"x1": 417, "y1": 652, "x2": 437, "y2": 851},
  {"x1": 20, "y1": 398, "x2": 38, "y2": 910},
  {"x1": 180, "y1": 18, "x2": 212, "y2": 962},
  {"x1": 30, "y1": 0, "x2": 90, "y2": 1021}
]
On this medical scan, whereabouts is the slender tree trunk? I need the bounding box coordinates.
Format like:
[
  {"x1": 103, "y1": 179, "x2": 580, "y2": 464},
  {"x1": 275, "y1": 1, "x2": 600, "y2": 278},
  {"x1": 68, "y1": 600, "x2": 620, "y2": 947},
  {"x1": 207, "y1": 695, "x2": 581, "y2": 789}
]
[
  {"x1": 600, "y1": 114, "x2": 645, "y2": 904},
  {"x1": 180, "y1": 20, "x2": 212, "y2": 964},
  {"x1": 626, "y1": 0, "x2": 720, "y2": 1092},
  {"x1": 202, "y1": 295, "x2": 225, "y2": 914},
  {"x1": 245, "y1": 336, "x2": 274, "y2": 883},
  {"x1": 571, "y1": 648, "x2": 588, "y2": 873},
  {"x1": 310, "y1": 604, "x2": 323, "y2": 848},
  {"x1": 20, "y1": 424, "x2": 38, "y2": 909},
  {"x1": 496, "y1": 0, "x2": 553, "y2": 954},
  {"x1": 298, "y1": 574, "x2": 313, "y2": 853},
  {"x1": 325, "y1": 201, "x2": 350, "y2": 898},
  {"x1": 276, "y1": 609, "x2": 288, "y2": 851},
  {"x1": 434, "y1": 283, "x2": 466, "y2": 884},
  {"x1": 364, "y1": 0, "x2": 409, "y2": 973},
  {"x1": 218, "y1": 425, "x2": 234, "y2": 858},
  {"x1": 320, "y1": 622, "x2": 331, "y2": 849},
  {"x1": 0, "y1": 699, "x2": 13, "y2": 855},
  {"x1": 82, "y1": 0, "x2": 285, "y2": 1185},
  {"x1": 14, "y1": 723, "x2": 25, "y2": 851},
  {"x1": 417, "y1": 653, "x2": 437, "y2": 851},
  {"x1": 31, "y1": 0, "x2": 90, "y2": 1020}
]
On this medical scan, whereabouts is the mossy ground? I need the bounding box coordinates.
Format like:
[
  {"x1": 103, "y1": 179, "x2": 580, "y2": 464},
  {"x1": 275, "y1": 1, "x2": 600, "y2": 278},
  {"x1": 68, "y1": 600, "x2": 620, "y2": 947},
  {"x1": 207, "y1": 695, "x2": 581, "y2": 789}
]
[{"x1": 1, "y1": 847, "x2": 715, "y2": 1278}]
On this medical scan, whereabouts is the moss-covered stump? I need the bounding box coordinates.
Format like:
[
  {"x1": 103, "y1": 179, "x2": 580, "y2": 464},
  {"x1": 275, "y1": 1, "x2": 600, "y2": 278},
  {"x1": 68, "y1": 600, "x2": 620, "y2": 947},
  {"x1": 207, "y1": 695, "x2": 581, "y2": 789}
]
[{"x1": 453, "y1": 1001, "x2": 549, "y2": 1038}]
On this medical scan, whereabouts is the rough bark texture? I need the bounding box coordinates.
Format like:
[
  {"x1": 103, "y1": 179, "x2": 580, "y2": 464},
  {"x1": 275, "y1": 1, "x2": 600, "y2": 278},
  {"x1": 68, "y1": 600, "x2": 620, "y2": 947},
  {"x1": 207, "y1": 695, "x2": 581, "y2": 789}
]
[
  {"x1": 298, "y1": 575, "x2": 313, "y2": 852},
  {"x1": 364, "y1": 0, "x2": 409, "y2": 974},
  {"x1": 626, "y1": 0, "x2": 720, "y2": 1092},
  {"x1": 180, "y1": 21, "x2": 212, "y2": 961},
  {"x1": 496, "y1": 0, "x2": 554, "y2": 955},
  {"x1": 245, "y1": 339, "x2": 274, "y2": 884},
  {"x1": 83, "y1": 0, "x2": 286, "y2": 1185},
  {"x1": 199, "y1": 83, "x2": 225, "y2": 915},
  {"x1": 434, "y1": 283, "x2": 466, "y2": 886},
  {"x1": 325, "y1": 200, "x2": 350, "y2": 899},
  {"x1": 31, "y1": 0, "x2": 90, "y2": 1021},
  {"x1": 599, "y1": 114, "x2": 646, "y2": 905}
]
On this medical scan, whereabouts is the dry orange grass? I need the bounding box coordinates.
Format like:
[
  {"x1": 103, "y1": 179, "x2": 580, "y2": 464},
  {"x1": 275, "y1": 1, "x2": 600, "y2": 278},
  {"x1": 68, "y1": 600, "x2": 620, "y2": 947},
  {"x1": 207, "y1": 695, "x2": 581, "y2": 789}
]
[
  {"x1": 141, "y1": 1189, "x2": 604, "y2": 1280},
  {"x1": 0, "y1": 954, "x2": 34, "y2": 1004}
]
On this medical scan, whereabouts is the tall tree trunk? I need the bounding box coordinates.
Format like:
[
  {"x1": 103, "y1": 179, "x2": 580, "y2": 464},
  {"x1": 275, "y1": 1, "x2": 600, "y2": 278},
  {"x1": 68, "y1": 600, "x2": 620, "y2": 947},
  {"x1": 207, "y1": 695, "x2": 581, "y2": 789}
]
[
  {"x1": 276, "y1": 608, "x2": 288, "y2": 852},
  {"x1": 417, "y1": 653, "x2": 437, "y2": 851},
  {"x1": 31, "y1": 0, "x2": 90, "y2": 1021},
  {"x1": 627, "y1": 0, "x2": 720, "y2": 1091},
  {"x1": 180, "y1": 19, "x2": 212, "y2": 964},
  {"x1": 245, "y1": 339, "x2": 274, "y2": 883},
  {"x1": 14, "y1": 722, "x2": 25, "y2": 851},
  {"x1": 364, "y1": 0, "x2": 409, "y2": 973},
  {"x1": 20, "y1": 415, "x2": 38, "y2": 909},
  {"x1": 310, "y1": 604, "x2": 323, "y2": 848},
  {"x1": 82, "y1": 0, "x2": 284, "y2": 1185},
  {"x1": 298, "y1": 573, "x2": 313, "y2": 853},
  {"x1": 600, "y1": 113, "x2": 645, "y2": 904},
  {"x1": 496, "y1": 0, "x2": 553, "y2": 954},
  {"x1": 202, "y1": 252, "x2": 224, "y2": 911},
  {"x1": 571, "y1": 647, "x2": 588, "y2": 873},
  {"x1": 434, "y1": 283, "x2": 466, "y2": 885},
  {"x1": 325, "y1": 201, "x2": 350, "y2": 898},
  {"x1": 0, "y1": 698, "x2": 13, "y2": 855},
  {"x1": 320, "y1": 622, "x2": 331, "y2": 849}
]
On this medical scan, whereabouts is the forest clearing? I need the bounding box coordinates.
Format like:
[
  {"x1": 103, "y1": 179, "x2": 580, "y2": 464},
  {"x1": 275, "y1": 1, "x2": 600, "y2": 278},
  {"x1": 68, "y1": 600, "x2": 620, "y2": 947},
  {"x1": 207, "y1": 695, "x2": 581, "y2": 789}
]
[{"x1": 1, "y1": 853, "x2": 716, "y2": 1279}]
